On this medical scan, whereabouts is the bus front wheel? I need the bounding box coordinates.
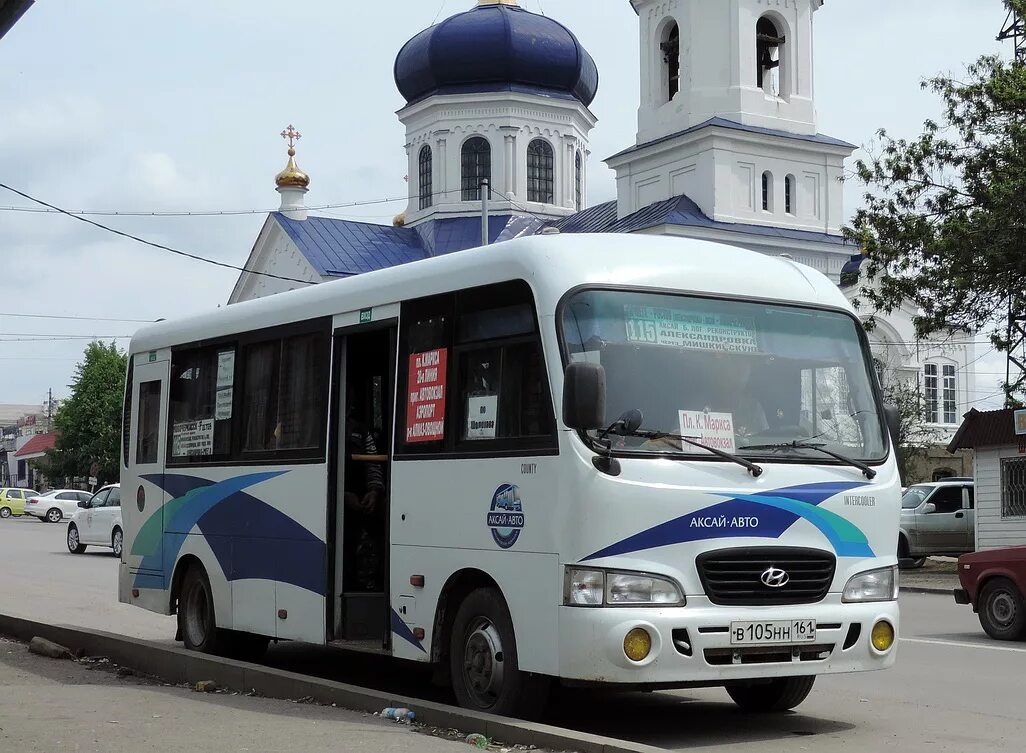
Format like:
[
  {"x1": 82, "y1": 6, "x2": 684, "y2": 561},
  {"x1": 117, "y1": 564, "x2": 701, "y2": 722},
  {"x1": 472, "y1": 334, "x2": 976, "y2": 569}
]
[
  {"x1": 177, "y1": 565, "x2": 221, "y2": 654},
  {"x1": 725, "y1": 676, "x2": 816, "y2": 712},
  {"x1": 449, "y1": 587, "x2": 549, "y2": 719}
]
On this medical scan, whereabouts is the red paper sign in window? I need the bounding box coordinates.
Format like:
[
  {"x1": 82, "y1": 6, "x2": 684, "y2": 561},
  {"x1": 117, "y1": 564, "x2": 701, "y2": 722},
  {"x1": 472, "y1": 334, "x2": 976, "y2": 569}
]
[{"x1": 406, "y1": 348, "x2": 447, "y2": 443}]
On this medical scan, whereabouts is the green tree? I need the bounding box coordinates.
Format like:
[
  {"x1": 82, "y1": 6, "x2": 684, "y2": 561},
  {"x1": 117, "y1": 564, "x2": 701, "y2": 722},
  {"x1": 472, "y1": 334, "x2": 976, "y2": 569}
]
[
  {"x1": 45, "y1": 341, "x2": 127, "y2": 485},
  {"x1": 845, "y1": 0, "x2": 1026, "y2": 403},
  {"x1": 881, "y1": 381, "x2": 943, "y2": 483}
]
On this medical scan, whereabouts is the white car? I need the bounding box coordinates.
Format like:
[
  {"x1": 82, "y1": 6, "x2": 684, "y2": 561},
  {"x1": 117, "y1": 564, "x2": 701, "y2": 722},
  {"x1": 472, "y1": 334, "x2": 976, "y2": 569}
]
[
  {"x1": 25, "y1": 489, "x2": 93, "y2": 523},
  {"x1": 67, "y1": 484, "x2": 123, "y2": 558}
]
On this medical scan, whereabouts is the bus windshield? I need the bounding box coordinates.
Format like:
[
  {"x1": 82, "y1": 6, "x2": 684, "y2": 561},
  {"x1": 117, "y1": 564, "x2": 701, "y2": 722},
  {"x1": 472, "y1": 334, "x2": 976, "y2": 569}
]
[{"x1": 561, "y1": 289, "x2": 887, "y2": 462}]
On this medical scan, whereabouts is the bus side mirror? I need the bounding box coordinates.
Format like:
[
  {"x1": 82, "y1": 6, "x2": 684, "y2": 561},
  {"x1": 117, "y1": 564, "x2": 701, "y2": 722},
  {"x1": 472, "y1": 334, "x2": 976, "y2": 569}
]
[
  {"x1": 563, "y1": 361, "x2": 606, "y2": 431},
  {"x1": 884, "y1": 404, "x2": 901, "y2": 450}
]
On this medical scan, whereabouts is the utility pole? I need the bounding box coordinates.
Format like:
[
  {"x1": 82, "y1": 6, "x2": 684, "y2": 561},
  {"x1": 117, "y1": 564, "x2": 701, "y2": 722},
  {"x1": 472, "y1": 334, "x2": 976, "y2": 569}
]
[
  {"x1": 480, "y1": 179, "x2": 490, "y2": 247},
  {"x1": 999, "y1": 7, "x2": 1026, "y2": 404},
  {"x1": 46, "y1": 388, "x2": 53, "y2": 432}
]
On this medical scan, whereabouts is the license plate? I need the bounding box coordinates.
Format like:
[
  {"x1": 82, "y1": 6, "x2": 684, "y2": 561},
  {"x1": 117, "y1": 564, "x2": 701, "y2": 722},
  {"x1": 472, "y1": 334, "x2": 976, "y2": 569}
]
[{"x1": 730, "y1": 620, "x2": 817, "y2": 645}]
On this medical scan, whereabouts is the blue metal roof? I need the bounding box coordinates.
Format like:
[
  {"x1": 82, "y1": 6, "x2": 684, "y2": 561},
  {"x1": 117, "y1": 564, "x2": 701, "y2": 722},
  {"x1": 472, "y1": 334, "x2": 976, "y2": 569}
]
[
  {"x1": 553, "y1": 194, "x2": 849, "y2": 247},
  {"x1": 394, "y1": 3, "x2": 598, "y2": 107},
  {"x1": 550, "y1": 200, "x2": 618, "y2": 233},
  {"x1": 414, "y1": 215, "x2": 516, "y2": 256},
  {"x1": 272, "y1": 213, "x2": 427, "y2": 278},
  {"x1": 606, "y1": 117, "x2": 856, "y2": 162}
]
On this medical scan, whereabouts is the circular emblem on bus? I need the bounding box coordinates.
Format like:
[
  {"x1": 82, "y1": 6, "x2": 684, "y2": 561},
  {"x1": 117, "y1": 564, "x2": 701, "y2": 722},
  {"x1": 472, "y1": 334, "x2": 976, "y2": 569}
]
[
  {"x1": 761, "y1": 567, "x2": 790, "y2": 588},
  {"x1": 486, "y1": 484, "x2": 524, "y2": 549}
]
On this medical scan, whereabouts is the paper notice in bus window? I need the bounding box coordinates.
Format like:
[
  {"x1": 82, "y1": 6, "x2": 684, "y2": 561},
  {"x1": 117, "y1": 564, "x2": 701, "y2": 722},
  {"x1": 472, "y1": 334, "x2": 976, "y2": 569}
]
[
  {"x1": 215, "y1": 387, "x2": 233, "y2": 421},
  {"x1": 624, "y1": 306, "x2": 759, "y2": 354},
  {"x1": 678, "y1": 410, "x2": 736, "y2": 454},
  {"x1": 216, "y1": 350, "x2": 235, "y2": 389},
  {"x1": 406, "y1": 348, "x2": 447, "y2": 443},
  {"x1": 172, "y1": 419, "x2": 215, "y2": 457},
  {"x1": 466, "y1": 395, "x2": 498, "y2": 440}
]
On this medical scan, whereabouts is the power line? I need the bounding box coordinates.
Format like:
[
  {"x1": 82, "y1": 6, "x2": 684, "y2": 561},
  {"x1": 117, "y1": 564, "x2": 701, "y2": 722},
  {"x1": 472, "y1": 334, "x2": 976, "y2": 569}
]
[
  {"x1": 0, "y1": 312, "x2": 156, "y2": 323},
  {"x1": 0, "y1": 182, "x2": 314, "y2": 285}
]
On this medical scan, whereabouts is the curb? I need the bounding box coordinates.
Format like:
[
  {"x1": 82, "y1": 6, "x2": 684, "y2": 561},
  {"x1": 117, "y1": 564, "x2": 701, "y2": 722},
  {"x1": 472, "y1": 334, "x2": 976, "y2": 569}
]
[
  {"x1": 0, "y1": 613, "x2": 664, "y2": 753},
  {"x1": 899, "y1": 585, "x2": 955, "y2": 596}
]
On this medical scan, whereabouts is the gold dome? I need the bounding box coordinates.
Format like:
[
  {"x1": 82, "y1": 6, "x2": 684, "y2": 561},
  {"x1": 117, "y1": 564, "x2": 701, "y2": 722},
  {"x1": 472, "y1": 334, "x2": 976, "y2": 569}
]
[{"x1": 275, "y1": 146, "x2": 310, "y2": 189}]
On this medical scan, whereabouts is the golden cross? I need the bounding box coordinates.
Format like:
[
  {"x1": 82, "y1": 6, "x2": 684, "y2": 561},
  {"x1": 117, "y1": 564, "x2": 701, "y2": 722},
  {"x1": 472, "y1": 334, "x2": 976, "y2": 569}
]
[{"x1": 280, "y1": 124, "x2": 302, "y2": 149}]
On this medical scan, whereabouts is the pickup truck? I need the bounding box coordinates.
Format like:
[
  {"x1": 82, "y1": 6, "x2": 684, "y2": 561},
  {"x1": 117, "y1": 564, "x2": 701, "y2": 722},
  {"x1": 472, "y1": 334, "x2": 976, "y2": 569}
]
[{"x1": 954, "y1": 546, "x2": 1026, "y2": 640}]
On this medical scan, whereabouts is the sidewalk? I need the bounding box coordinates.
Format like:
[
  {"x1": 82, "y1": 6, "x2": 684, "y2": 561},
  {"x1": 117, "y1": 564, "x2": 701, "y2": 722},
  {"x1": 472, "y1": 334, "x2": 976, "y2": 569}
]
[
  {"x1": 899, "y1": 557, "x2": 960, "y2": 595},
  {"x1": 0, "y1": 636, "x2": 468, "y2": 753}
]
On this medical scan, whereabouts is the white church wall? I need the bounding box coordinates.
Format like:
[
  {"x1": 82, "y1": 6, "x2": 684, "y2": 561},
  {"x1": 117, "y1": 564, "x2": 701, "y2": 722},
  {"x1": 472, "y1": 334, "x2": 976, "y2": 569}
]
[
  {"x1": 229, "y1": 220, "x2": 321, "y2": 304},
  {"x1": 398, "y1": 92, "x2": 595, "y2": 226}
]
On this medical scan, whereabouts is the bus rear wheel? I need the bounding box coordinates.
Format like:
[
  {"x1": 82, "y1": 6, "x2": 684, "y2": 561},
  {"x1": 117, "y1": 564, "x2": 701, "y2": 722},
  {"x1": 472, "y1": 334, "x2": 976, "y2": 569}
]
[
  {"x1": 449, "y1": 587, "x2": 549, "y2": 719},
  {"x1": 178, "y1": 565, "x2": 222, "y2": 654},
  {"x1": 726, "y1": 676, "x2": 816, "y2": 712}
]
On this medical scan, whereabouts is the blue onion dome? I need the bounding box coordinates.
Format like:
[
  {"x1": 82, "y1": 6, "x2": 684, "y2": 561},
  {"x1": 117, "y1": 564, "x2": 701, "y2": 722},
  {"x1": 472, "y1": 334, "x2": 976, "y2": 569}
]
[{"x1": 394, "y1": 1, "x2": 599, "y2": 107}]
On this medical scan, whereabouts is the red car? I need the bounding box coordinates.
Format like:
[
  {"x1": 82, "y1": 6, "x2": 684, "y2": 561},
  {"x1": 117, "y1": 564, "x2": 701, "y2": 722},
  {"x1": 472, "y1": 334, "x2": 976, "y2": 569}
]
[{"x1": 954, "y1": 546, "x2": 1026, "y2": 640}]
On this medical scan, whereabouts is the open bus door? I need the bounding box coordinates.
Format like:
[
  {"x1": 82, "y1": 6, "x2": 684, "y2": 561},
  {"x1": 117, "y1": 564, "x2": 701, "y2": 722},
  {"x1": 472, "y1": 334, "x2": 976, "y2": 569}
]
[{"x1": 328, "y1": 321, "x2": 397, "y2": 649}]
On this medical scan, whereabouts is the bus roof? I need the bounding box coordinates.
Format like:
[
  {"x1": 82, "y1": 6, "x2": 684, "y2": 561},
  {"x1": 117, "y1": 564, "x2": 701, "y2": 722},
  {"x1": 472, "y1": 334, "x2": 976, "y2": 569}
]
[{"x1": 129, "y1": 234, "x2": 851, "y2": 352}]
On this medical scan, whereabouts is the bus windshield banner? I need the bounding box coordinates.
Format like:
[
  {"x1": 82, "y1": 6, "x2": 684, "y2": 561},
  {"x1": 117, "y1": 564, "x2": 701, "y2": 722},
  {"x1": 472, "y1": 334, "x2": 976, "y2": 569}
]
[
  {"x1": 406, "y1": 348, "x2": 447, "y2": 443},
  {"x1": 624, "y1": 305, "x2": 759, "y2": 353}
]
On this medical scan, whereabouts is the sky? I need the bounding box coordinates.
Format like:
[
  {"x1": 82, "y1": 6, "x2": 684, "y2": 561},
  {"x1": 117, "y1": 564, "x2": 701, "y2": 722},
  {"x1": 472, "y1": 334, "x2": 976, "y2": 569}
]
[{"x1": 0, "y1": 0, "x2": 1014, "y2": 407}]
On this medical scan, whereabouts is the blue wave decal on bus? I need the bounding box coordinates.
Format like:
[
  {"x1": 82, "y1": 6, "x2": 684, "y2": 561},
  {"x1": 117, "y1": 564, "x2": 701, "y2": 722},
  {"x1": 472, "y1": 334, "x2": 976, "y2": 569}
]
[
  {"x1": 582, "y1": 482, "x2": 873, "y2": 560},
  {"x1": 134, "y1": 472, "x2": 327, "y2": 596},
  {"x1": 390, "y1": 608, "x2": 426, "y2": 653}
]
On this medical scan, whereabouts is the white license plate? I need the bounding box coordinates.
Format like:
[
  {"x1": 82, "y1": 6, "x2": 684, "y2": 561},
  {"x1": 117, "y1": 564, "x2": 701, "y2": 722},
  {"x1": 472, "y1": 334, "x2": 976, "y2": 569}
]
[{"x1": 730, "y1": 620, "x2": 817, "y2": 646}]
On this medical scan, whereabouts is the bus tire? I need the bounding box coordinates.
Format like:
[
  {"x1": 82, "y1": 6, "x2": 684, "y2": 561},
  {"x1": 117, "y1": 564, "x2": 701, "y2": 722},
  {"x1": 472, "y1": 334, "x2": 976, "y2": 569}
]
[
  {"x1": 725, "y1": 675, "x2": 816, "y2": 712},
  {"x1": 978, "y1": 577, "x2": 1026, "y2": 641},
  {"x1": 449, "y1": 587, "x2": 549, "y2": 719},
  {"x1": 178, "y1": 565, "x2": 222, "y2": 654}
]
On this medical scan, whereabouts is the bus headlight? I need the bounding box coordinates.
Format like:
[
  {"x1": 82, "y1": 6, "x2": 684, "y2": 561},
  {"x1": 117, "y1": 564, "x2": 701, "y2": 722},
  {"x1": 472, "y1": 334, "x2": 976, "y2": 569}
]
[
  {"x1": 842, "y1": 566, "x2": 898, "y2": 603},
  {"x1": 564, "y1": 567, "x2": 685, "y2": 606}
]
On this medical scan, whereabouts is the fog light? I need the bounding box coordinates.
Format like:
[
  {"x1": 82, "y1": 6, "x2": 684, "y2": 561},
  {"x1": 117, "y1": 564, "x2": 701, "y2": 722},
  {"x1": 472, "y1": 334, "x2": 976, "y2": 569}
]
[
  {"x1": 623, "y1": 627, "x2": 652, "y2": 662},
  {"x1": 871, "y1": 620, "x2": 894, "y2": 652}
]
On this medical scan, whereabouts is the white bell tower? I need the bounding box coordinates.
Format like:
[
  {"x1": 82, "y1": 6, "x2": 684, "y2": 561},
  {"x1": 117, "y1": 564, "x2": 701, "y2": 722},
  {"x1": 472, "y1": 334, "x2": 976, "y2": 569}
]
[
  {"x1": 633, "y1": 0, "x2": 822, "y2": 143},
  {"x1": 607, "y1": 0, "x2": 851, "y2": 237}
]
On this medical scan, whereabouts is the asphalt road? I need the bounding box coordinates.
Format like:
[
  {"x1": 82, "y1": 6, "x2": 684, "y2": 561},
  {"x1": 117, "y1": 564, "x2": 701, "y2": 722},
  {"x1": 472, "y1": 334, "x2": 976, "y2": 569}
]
[{"x1": 2, "y1": 515, "x2": 1024, "y2": 752}]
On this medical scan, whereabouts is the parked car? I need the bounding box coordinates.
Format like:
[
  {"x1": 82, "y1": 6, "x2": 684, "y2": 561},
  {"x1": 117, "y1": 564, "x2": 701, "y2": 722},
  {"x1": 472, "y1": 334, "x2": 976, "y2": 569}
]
[
  {"x1": 0, "y1": 487, "x2": 37, "y2": 518},
  {"x1": 899, "y1": 479, "x2": 975, "y2": 567},
  {"x1": 24, "y1": 489, "x2": 93, "y2": 523},
  {"x1": 954, "y1": 546, "x2": 1026, "y2": 640},
  {"x1": 66, "y1": 484, "x2": 122, "y2": 557}
]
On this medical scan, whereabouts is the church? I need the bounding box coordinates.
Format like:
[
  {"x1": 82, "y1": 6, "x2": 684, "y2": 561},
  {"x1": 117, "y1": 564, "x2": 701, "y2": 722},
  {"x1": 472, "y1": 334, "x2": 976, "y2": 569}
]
[{"x1": 228, "y1": 0, "x2": 975, "y2": 480}]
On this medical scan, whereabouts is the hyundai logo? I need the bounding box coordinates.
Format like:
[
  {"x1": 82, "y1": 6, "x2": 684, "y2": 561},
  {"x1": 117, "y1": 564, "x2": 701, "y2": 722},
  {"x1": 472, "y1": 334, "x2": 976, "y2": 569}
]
[{"x1": 761, "y1": 567, "x2": 790, "y2": 588}]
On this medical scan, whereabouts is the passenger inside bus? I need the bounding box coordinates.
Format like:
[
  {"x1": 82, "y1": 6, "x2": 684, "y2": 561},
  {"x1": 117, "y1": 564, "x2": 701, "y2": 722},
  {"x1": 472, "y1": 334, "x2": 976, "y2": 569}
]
[{"x1": 344, "y1": 405, "x2": 386, "y2": 592}]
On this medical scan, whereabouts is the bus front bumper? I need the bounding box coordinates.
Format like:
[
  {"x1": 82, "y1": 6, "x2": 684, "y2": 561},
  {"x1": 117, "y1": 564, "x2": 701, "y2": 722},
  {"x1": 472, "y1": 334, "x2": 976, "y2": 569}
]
[{"x1": 556, "y1": 596, "x2": 898, "y2": 685}]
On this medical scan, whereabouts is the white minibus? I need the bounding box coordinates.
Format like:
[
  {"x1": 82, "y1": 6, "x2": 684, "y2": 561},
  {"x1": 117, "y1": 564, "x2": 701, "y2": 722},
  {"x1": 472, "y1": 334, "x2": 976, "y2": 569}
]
[{"x1": 119, "y1": 234, "x2": 900, "y2": 717}]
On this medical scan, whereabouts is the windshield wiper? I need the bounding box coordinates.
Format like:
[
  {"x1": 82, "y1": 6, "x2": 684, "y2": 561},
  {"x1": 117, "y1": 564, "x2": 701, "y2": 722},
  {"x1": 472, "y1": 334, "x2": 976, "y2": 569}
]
[
  {"x1": 739, "y1": 441, "x2": 877, "y2": 480},
  {"x1": 631, "y1": 429, "x2": 764, "y2": 478}
]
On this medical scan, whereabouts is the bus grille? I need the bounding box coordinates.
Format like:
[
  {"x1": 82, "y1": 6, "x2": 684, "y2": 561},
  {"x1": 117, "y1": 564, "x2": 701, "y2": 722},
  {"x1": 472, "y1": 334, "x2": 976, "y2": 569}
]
[{"x1": 696, "y1": 547, "x2": 836, "y2": 606}]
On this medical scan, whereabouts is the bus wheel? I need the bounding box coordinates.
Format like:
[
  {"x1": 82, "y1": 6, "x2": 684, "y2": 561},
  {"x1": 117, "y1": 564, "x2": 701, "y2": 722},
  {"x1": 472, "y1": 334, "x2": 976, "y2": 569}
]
[
  {"x1": 979, "y1": 577, "x2": 1026, "y2": 641},
  {"x1": 726, "y1": 676, "x2": 816, "y2": 712},
  {"x1": 178, "y1": 565, "x2": 221, "y2": 654},
  {"x1": 449, "y1": 588, "x2": 549, "y2": 719}
]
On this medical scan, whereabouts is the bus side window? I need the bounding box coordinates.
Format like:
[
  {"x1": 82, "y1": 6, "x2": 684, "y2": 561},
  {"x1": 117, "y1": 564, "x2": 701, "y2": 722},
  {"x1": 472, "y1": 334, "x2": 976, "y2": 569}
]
[
  {"x1": 454, "y1": 280, "x2": 555, "y2": 449},
  {"x1": 136, "y1": 381, "x2": 162, "y2": 465}
]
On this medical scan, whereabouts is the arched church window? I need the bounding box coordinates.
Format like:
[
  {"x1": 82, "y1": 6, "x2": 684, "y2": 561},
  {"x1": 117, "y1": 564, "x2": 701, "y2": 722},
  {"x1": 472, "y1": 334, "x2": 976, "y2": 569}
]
[
  {"x1": 660, "y1": 22, "x2": 681, "y2": 102},
  {"x1": 418, "y1": 145, "x2": 433, "y2": 210},
  {"x1": 762, "y1": 171, "x2": 773, "y2": 212},
  {"x1": 461, "y1": 137, "x2": 491, "y2": 202},
  {"x1": 757, "y1": 16, "x2": 785, "y2": 97},
  {"x1": 785, "y1": 174, "x2": 796, "y2": 215},
  {"x1": 527, "y1": 139, "x2": 554, "y2": 204},
  {"x1": 574, "y1": 151, "x2": 583, "y2": 210}
]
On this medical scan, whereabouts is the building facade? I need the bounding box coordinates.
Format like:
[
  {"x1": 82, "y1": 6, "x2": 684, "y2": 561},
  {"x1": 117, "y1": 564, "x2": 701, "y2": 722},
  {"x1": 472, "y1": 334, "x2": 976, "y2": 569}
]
[{"x1": 230, "y1": 0, "x2": 976, "y2": 468}]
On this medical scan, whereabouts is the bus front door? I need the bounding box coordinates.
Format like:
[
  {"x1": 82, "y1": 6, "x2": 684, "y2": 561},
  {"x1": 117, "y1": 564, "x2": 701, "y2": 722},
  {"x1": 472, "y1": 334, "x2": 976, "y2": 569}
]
[{"x1": 331, "y1": 324, "x2": 396, "y2": 647}]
